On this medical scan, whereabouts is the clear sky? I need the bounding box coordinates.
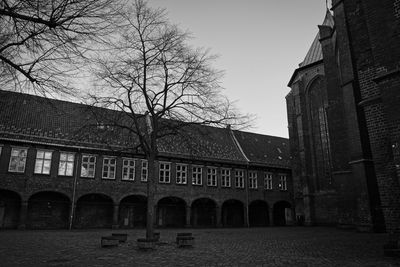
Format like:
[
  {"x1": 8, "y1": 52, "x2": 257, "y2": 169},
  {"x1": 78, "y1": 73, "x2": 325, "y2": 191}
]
[{"x1": 147, "y1": 0, "x2": 329, "y2": 138}]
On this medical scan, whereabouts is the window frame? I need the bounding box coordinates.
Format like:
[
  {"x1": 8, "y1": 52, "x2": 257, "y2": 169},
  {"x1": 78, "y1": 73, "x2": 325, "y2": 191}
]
[
  {"x1": 58, "y1": 151, "x2": 75, "y2": 176},
  {"x1": 221, "y1": 168, "x2": 231, "y2": 187},
  {"x1": 122, "y1": 158, "x2": 135, "y2": 181},
  {"x1": 279, "y1": 174, "x2": 287, "y2": 191},
  {"x1": 192, "y1": 165, "x2": 203, "y2": 186},
  {"x1": 34, "y1": 149, "x2": 53, "y2": 175},
  {"x1": 235, "y1": 169, "x2": 245, "y2": 189},
  {"x1": 158, "y1": 161, "x2": 171, "y2": 183},
  {"x1": 264, "y1": 172, "x2": 273, "y2": 190},
  {"x1": 8, "y1": 147, "x2": 28, "y2": 173},
  {"x1": 207, "y1": 167, "x2": 218, "y2": 187},
  {"x1": 248, "y1": 171, "x2": 258, "y2": 189},
  {"x1": 141, "y1": 160, "x2": 148, "y2": 182},
  {"x1": 176, "y1": 163, "x2": 187, "y2": 184},
  {"x1": 80, "y1": 154, "x2": 96, "y2": 178},
  {"x1": 102, "y1": 157, "x2": 116, "y2": 180}
]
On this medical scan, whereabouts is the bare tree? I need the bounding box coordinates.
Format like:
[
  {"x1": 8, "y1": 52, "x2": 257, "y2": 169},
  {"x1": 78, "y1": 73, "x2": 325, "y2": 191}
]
[
  {"x1": 0, "y1": 0, "x2": 122, "y2": 95},
  {"x1": 90, "y1": 0, "x2": 252, "y2": 240}
]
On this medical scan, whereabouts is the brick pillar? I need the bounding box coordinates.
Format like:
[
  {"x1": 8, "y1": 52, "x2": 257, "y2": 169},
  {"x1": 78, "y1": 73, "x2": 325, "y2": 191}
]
[
  {"x1": 18, "y1": 201, "x2": 28, "y2": 230},
  {"x1": 216, "y1": 204, "x2": 222, "y2": 227},
  {"x1": 68, "y1": 202, "x2": 77, "y2": 230},
  {"x1": 112, "y1": 204, "x2": 119, "y2": 229},
  {"x1": 243, "y1": 205, "x2": 249, "y2": 227},
  {"x1": 185, "y1": 205, "x2": 191, "y2": 227},
  {"x1": 269, "y1": 207, "x2": 274, "y2": 226}
]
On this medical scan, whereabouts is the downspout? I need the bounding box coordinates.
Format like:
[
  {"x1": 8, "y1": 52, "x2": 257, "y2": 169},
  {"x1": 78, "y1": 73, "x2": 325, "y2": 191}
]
[
  {"x1": 69, "y1": 149, "x2": 80, "y2": 230},
  {"x1": 228, "y1": 126, "x2": 250, "y2": 228}
]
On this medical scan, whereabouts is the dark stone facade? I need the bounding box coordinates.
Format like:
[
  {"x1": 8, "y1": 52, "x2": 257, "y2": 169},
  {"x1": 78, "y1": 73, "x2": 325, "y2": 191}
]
[{"x1": 287, "y1": 0, "x2": 400, "y2": 235}]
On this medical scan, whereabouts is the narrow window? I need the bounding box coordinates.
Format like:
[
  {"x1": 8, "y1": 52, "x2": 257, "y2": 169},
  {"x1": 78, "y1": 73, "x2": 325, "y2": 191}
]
[
  {"x1": 159, "y1": 162, "x2": 171, "y2": 183},
  {"x1": 264, "y1": 173, "x2": 273, "y2": 190},
  {"x1": 59, "y1": 152, "x2": 75, "y2": 176},
  {"x1": 235, "y1": 169, "x2": 245, "y2": 188},
  {"x1": 122, "y1": 158, "x2": 135, "y2": 181},
  {"x1": 9, "y1": 147, "x2": 28, "y2": 173},
  {"x1": 141, "y1": 160, "x2": 148, "y2": 181},
  {"x1": 207, "y1": 167, "x2": 217, "y2": 187},
  {"x1": 176, "y1": 164, "x2": 187, "y2": 184},
  {"x1": 102, "y1": 157, "x2": 116, "y2": 179},
  {"x1": 34, "y1": 150, "x2": 52, "y2": 174},
  {"x1": 249, "y1": 171, "x2": 258, "y2": 189},
  {"x1": 81, "y1": 155, "x2": 96, "y2": 178},
  {"x1": 192, "y1": 166, "x2": 202, "y2": 185},
  {"x1": 279, "y1": 175, "x2": 287, "y2": 191},
  {"x1": 221, "y1": 168, "x2": 231, "y2": 187}
]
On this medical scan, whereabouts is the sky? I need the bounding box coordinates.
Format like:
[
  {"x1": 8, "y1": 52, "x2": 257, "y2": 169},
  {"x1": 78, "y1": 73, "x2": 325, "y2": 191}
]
[{"x1": 147, "y1": 0, "x2": 329, "y2": 138}]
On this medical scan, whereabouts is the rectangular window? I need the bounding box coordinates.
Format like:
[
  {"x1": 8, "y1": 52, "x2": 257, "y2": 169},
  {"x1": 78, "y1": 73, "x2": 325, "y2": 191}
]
[
  {"x1": 102, "y1": 157, "x2": 116, "y2": 179},
  {"x1": 122, "y1": 158, "x2": 135, "y2": 181},
  {"x1": 141, "y1": 160, "x2": 148, "y2": 181},
  {"x1": 221, "y1": 168, "x2": 231, "y2": 187},
  {"x1": 207, "y1": 167, "x2": 217, "y2": 187},
  {"x1": 81, "y1": 155, "x2": 96, "y2": 178},
  {"x1": 279, "y1": 175, "x2": 287, "y2": 191},
  {"x1": 9, "y1": 147, "x2": 28, "y2": 173},
  {"x1": 159, "y1": 162, "x2": 171, "y2": 183},
  {"x1": 34, "y1": 150, "x2": 52, "y2": 174},
  {"x1": 264, "y1": 173, "x2": 273, "y2": 190},
  {"x1": 176, "y1": 164, "x2": 187, "y2": 184},
  {"x1": 58, "y1": 152, "x2": 75, "y2": 176},
  {"x1": 249, "y1": 171, "x2": 258, "y2": 189},
  {"x1": 235, "y1": 169, "x2": 245, "y2": 188},
  {"x1": 192, "y1": 166, "x2": 202, "y2": 185}
]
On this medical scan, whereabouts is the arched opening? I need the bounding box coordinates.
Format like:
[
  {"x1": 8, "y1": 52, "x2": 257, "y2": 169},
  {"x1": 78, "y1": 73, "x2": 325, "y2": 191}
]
[
  {"x1": 119, "y1": 195, "x2": 147, "y2": 228},
  {"x1": 191, "y1": 198, "x2": 217, "y2": 227},
  {"x1": 157, "y1": 197, "x2": 186, "y2": 227},
  {"x1": 273, "y1": 201, "x2": 292, "y2": 226},
  {"x1": 27, "y1": 191, "x2": 70, "y2": 229},
  {"x1": 222, "y1": 199, "x2": 244, "y2": 227},
  {"x1": 75, "y1": 194, "x2": 113, "y2": 228},
  {"x1": 0, "y1": 189, "x2": 21, "y2": 229},
  {"x1": 249, "y1": 200, "x2": 269, "y2": 227}
]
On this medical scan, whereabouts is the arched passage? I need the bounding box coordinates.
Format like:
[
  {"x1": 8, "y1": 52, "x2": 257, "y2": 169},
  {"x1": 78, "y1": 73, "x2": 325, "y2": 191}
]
[
  {"x1": 0, "y1": 189, "x2": 21, "y2": 229},
  {"x1": 249, "y1": 200, "x2": 269, "y2": 227},
  {"x1": 75, "y1": 194, "x2": 113, "y2": 228},
  {"x1": 157, "y1": 197, "x2": 186, "y2": 227},
  {"x1": 27, "y1": 191, "x2": 70, "y2": 229},
  {"x1": 119, "y1": 195, "x2": 147, "y2": 228},
  {"x1": 191, "y1": 198, "x2": 217, "y2": 227},
  {"x1": 273, "y1": 201, "x2": 292, "y2": 226},
  {"x1": 222, "y1": 199, "x2": 244, "y2": 227}
]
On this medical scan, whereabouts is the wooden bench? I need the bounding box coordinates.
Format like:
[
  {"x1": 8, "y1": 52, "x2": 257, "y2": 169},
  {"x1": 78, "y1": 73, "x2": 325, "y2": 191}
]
[
  {"x1": 176, "y1": 233, "x2": 194, "y2": 247},
  {"x1": 111, "y1": 233, "x2": 128, "y2": 243},
  {"x1": 101, "y1": 236, "x2": 119, "y2": 247}
]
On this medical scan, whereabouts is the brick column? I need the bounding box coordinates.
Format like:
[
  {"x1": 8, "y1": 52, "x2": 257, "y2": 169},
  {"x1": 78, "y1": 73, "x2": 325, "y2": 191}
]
[
  {"x1": 185, "y1": 205, "x2": 191, "y2": 227},
  {"x1": 243, "y1": 205, "x2": 249, "y2": 227},
  {"x1": 216, "y1": 204, "x2": 222, "y2": 227},
  {"x1": 269, "y1": 208, "x2": 274, "y2": 226},
  {"x1": 18, "y1": 201, "x2": 28, "y2": 230},
  {"x1": 112, "y1": 204, "x2": 119, "y2": 229}
]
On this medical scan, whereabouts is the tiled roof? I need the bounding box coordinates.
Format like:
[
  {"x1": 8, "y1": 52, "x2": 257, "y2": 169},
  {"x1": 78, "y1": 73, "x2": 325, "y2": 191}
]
[
  {"x1": 0, "y1": 90, "x2": 289, "y2": 168},
  {"x1": 233, "y1": 130, "x2": 290, "y2": 168},
  {"x1": 299, "y1": 10, "x2": 334, "y2": 68}
]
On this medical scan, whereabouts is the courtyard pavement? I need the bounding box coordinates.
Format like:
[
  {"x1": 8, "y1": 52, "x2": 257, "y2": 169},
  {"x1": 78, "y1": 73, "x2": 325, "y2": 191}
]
[{"x1": 0, "y1": 227, "x2": 399, "y2": 267}]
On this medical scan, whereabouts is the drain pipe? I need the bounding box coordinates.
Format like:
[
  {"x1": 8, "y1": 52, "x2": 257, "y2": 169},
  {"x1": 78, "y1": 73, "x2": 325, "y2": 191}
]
[{"x1": 69, "y1": 150, "x2": 80, "y2": 230}]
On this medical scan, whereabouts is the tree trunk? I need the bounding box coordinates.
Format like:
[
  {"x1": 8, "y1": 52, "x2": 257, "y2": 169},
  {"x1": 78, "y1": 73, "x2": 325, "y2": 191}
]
[{"x1": 146, "y1": 152, "x2": 156, "y2": 239}]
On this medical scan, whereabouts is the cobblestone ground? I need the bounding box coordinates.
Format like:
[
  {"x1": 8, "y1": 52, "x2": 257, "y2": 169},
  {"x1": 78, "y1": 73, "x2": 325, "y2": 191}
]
[{"x1": 0, "y1": 227, "x2": 399, "y2": 267}]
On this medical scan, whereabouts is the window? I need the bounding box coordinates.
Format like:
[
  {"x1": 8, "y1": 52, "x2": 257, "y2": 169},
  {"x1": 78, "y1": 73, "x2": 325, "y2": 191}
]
[
  {"x1": 159, "y1": 162, "x2": 171, "y2": 183},
  {"x1": 122, "y1": 158, "x2": 135, "y2": 181},
  {"x1": 192, "y1": 166, "x2": 202, "y2": 185},
  {"x1": 264, "y1": 173, "x2": 273, "y2": 190},
  {"x1": 9, "y1": 147, "x2": 28, "y2": 173},
  {"x1": 249, "y1": 171, "x2": 258, "y2": 189},
  {"x1": 102, "y1": 157, "x2": 116, "y2": 179},
  {"x1": 279, "y1": 175, "x2": 287, "y2": 191},
  {"x1": 221, "y1": 168, "x2": 231, "y2": 187},
  {"x1": 58, "y1": 152, "x2": 75, "y2": 176},
  {"x1": 176, "y1": 164, "x2": 187, "y2": 184},
  {"x1": 207, "y1": 167, "x2": 217, "y2": 187},
  {"x1": 141, "y1": 160, "x2": 148, "y2": 181},
  {"x1": 34, "y1": 150, "x2": 52, "y2": 174},
  {"x1": 235, "y1": 169, "x2": 244, "y2": 188},
  {"x1": 81, "y1": 155, "x2": 96, "y2": 178}
]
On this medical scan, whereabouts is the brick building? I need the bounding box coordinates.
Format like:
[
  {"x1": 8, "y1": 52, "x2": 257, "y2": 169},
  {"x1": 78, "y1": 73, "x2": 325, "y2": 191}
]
[
  {"x1": 287, "y1": 0, "x2": 400, "y2": 234},
  {"x1": 0, "y1": 90, "x2": 293, "y2": 229}
]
